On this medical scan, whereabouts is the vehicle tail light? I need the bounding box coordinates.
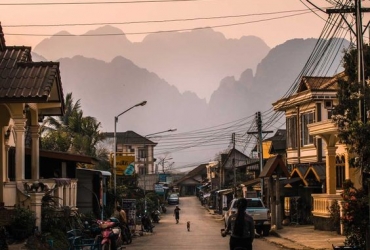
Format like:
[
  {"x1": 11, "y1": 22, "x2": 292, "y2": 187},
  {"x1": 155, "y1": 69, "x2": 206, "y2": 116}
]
[{"x1": 267, "y1": 210, "x2": 271, "y2": 221}]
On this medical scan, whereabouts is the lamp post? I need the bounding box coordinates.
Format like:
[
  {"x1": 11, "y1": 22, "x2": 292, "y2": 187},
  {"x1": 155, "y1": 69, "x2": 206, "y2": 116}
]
[{"x1": 113, "y1": 101, "x2": 147, "y2": 196}]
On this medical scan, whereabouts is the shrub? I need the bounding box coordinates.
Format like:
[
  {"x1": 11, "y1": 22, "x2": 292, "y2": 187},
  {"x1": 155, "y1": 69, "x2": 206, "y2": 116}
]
[{"x1": 10, "y1": 207, "x2": 36, "y2": 240}]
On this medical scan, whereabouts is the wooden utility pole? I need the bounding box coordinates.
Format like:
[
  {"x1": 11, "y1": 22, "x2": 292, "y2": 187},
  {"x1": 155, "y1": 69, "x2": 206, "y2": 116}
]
[{"x1": 247, "y1": 112, "x2": 273, "y2": 202}]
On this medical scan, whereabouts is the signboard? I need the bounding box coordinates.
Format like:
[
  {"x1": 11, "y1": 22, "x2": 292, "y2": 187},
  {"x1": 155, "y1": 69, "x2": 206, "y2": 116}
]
[
  {"x1": 158, "y1": 174, "x2": 167, "y2": 183},
  {"x1": 116, "y1": 154, "x2": 135, "y2": 176},
  {"x1": 122, "y1": 199, "x2": 136, "y2": 231},
  {"x1": 154, "y1": 184, "x2": 165, "y2": 195}
]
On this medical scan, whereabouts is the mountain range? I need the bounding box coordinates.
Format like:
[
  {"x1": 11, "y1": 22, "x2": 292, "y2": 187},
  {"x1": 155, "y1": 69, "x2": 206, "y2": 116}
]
[{"x1": 31, "y1": 25, "x2": 348, "y2": 167}]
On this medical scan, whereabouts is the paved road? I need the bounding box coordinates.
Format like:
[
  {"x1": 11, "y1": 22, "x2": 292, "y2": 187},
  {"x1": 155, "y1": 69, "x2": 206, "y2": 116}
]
[{"x1": 127, "y1": 196, "x2": 281, "y2": 250}]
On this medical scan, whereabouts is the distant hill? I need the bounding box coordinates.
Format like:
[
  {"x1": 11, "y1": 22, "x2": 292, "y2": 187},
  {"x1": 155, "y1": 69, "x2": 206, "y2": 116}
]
[
  {"x1": 32, "y1": 34, "x2": 348, "y2": 166},
  {"x1": 33, "y1": 26, "x2": 270, "y2": 100}
]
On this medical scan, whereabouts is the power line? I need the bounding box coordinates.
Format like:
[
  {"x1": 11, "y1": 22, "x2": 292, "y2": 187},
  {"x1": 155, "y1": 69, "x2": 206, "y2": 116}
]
[
  {"x1": 3, "y1": 9, "x2": 315, "y2": 28},
  {"x1": 4, "y1": 10, "x2": 318, "y2": 37},
  {"x1": 0, "y1": 0, "x2": 206, "y2": 6}
]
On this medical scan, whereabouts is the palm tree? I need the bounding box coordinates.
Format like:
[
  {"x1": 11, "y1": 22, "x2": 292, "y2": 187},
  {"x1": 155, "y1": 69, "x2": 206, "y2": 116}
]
[{"x1": 40, "y1": 92, "x2": 104, "y2": 157}]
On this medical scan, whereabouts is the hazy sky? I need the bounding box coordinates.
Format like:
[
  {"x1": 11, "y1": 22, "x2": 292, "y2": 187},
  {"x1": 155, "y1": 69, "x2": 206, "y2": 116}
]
[{"x1": 1, "y1": 0, "x2": 334, "y2": 50}]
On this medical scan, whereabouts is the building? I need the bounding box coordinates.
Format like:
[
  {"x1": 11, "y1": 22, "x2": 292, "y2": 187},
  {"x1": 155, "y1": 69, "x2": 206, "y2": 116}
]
[
  {"x1": 104, "y1": 131, "x2": 157, "y2": 191},
  {"x1": 272, "y1": 73, "x2": 360, "y2": 231}
]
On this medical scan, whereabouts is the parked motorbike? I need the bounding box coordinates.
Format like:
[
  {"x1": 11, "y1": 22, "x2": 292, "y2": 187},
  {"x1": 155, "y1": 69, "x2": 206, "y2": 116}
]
[
  {"x1": 141, "y1": 213, "x2": 154, "y2": 233},
  {"x1": 96, "y1": 218, "x2": 123, "y2": 250},
  {"x1": 160, "y1": 204, "x2": 167, "y2": 213},
  {"x1": 151, "y1": 210, "x2": 161, "y2": 223}
]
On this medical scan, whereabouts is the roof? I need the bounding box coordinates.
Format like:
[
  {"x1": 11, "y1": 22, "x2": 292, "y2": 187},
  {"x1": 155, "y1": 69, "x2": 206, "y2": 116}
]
[
  {"x1": 243, "y1": 178, "x2": 261, "y2": 187},
  {"x1": 104, "y1": 130, "x2": 157, "y2": 146},
  {"x1": 76, "y1": 168, "x2": 112, "y2": 176},
  {"x1": 0, "y1": 23, "x2": 65, "y2": 115},
  {"x1": 252, "y1": 130, "x2": 286, "y2": 154},
  {"x1": 25, "y1": 148, "x2": 98, "y2": 164},
  {"x1": 173, "y1": 163, "x2": 207, "y2": 185},
  {"x1": 304, "y1": 163, "x2": 326, "y2": 181},
  {"x1": 290, "y1": 166, "x2": 309, "y2": 186},
  {"x1": 259, "y1": 155, "x2": 289, "y2": 178}
]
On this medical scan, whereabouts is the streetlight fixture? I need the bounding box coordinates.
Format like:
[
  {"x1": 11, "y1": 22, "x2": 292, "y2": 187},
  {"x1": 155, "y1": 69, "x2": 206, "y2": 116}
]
[
  {"x1": 113, "y1": 101, "x2": 147, "y2": 195},
  {"x1": 145, "y1": 128, "x2": 177, "y2": 137}
]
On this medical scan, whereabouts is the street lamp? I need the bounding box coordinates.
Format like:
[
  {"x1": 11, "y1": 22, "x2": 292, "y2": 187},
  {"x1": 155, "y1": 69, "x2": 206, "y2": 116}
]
[
  {"x1": 145, "y1": 128, "x2": 177, "y2": 137},
  {"x1": 114, "y1": 101, "x2": 147, "y2": 195}
]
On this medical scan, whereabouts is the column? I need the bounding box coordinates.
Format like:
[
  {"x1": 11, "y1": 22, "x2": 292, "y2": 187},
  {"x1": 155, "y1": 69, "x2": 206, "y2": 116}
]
[
  {"x1": 30, "y1": 125, "x2": 40, "y2": 180},
  {"x1": 29, "y1": 192, "x2": 44, "y2": 232},
  {"x1": 326, "y1": 146, "x2": 337, "y2": 194},
  {"x1": 13, "y1": 117, "x2": 27, "y2": 181}
]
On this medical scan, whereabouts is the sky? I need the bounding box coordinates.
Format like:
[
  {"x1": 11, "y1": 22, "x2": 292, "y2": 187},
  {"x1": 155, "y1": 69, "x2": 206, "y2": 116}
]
[
  {"x1": 0, "y1": 0, "x2": 335, "y2": 50},
  {"x1": 1, "y1": 0, "x2": 366, "y2": 172}
]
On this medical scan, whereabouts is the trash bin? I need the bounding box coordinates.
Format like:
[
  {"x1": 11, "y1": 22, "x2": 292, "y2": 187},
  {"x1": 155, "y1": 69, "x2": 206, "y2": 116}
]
[{"x1": 332, "y1": 244, "x2": 360, "y2": 249}]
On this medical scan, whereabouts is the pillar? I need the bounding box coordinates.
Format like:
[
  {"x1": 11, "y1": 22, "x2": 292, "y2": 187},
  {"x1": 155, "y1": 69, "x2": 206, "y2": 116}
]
[
  {"x1": 29, "y1": 192, "x2": 44, "y2": 232},
  {"x1": 13, "y1": 117, "x2": 27, "y2": 181},
  {"x1": 326, "y1": 146, "x2": 337, "y2": 194},
  {"x1": 30, "y1": 125, "x2": 40, "y2": 180}
]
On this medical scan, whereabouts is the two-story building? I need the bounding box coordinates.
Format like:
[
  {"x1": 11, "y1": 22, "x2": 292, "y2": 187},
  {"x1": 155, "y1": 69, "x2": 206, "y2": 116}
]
[
  {"x1": 104, "y1": 131, "x2": 158, "y2": 191},
  {"x1": 272, "y1": 73, "x2": 361, "y2": 230}
]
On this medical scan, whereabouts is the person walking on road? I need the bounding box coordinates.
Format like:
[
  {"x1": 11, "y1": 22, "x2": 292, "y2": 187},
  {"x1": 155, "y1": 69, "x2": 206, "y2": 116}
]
[
  {"x1": 173, "y1": 205, "x2": 181, "y2": 224},
  {"x1": 222, "y1": 198, "x2": 255, "y2": 250}
]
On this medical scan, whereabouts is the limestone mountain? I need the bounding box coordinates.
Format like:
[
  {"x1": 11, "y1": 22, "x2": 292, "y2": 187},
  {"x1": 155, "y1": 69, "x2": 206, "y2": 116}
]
[{"x1": 33, "y1": 26, "x2": 270, "y2": 100}]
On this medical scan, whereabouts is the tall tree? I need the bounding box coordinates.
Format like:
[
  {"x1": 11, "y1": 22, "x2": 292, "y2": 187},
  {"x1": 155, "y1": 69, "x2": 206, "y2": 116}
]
[{"x1": 40, "y1": 92, "x2": 104, "y2": 158}]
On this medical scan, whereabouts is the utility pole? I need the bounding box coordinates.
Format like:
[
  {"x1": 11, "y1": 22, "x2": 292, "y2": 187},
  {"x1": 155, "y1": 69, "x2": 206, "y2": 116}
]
[
  {"x1": 232, "y1": 133, "x2": 236, "y2": 198},
  {"x1": 247, "y1": 112, "x2": 273, "y2": 202},
  {"x1": 323, "y1": 2, "x2": 370, "y2": 248}
]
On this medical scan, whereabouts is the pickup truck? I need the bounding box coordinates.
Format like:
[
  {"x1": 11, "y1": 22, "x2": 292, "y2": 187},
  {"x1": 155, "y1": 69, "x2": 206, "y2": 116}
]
[{"x1": 223, "y1": 198, "x2": 271, "y2": 236}]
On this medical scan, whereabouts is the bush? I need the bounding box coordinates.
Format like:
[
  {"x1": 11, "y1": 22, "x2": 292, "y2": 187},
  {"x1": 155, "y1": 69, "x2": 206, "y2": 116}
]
[
  {"x1": 10, "y1": 207, "x2": 36, "y2": 240},
  {"x1": 341, "y1": 180, "x2": 368, "y2": 249}
]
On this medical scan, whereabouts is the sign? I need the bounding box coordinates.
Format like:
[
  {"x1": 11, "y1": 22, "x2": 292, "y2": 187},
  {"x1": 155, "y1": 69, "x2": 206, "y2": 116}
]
[
  {"x1": 158, "y1": 174, "x2": 167, "y2": 183},
  {"x1": 154, "y1": 184, "x2": 165, "y2": 195},
  {"x1": 116, "y1": 154, "x2": 135, "y2": 176},
  {"x1": 122, "y1": 199, "x2": 136, "y2": 230}
]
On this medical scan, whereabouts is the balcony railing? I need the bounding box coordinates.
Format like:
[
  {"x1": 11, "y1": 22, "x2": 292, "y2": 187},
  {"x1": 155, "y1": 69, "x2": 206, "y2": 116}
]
[
  {"x1": 41, "y1": 178, "x2": 78, "y2": 208},
  {"x1": 311, "y1": 193, "x2": 342, "y2": 218}
]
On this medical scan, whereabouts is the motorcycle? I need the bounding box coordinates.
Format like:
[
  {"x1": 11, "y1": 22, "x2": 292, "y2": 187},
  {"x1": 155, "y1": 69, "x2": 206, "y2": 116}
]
[
  {"x1": 160, "y1": 204, "x2": 167, "y2": 213},
  {"x1": 96, "y1": 218, "x2": 123, "y2": 250},
  {"x1": 151, "y1": 210, "x2": 161, "y2": 223},
  {"x1": 141, "y1": 213, "x2": 154, "y2": 233}
]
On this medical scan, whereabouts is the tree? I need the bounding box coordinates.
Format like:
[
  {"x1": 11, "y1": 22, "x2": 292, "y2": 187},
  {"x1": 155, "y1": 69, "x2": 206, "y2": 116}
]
[{"x1": 40, "y1": 92, "x2": 109, "y2": 168}]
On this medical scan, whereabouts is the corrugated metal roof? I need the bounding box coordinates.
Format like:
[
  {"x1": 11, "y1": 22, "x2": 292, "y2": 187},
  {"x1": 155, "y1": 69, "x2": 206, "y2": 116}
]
[{"x1": 0, "y1": 26, "x2": 65, "y2": 114}]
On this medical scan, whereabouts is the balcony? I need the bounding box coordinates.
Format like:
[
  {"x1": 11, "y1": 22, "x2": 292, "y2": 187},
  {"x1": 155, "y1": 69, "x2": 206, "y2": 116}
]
[{"x1": 311, "y1": 193, "x2": 342, "y2": 218}]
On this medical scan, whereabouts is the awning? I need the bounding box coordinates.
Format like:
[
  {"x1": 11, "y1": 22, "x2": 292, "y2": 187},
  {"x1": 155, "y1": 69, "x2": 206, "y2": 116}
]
[
  {"x1": 216, "y1": 188, "x2": 233, "y2": 195},
  {"x1": 197, "y1": 183, "x2": 210, "y2": 189}
]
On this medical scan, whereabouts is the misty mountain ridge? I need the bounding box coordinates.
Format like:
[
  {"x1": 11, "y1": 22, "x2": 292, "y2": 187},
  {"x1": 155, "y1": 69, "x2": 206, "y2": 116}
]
[
  {"x1": 32, "y1": 27, "x2": 348, "y2": 166},
  {"x1": 34, "y1": 25, "x2": 270, "y2": 100}
]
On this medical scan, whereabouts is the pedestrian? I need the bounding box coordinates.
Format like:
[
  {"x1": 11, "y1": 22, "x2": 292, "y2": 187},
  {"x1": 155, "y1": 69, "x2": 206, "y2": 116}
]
[
  {"x1": 222, "y1": 198, "x2": 255, "y2": 250},
  {"x1": 115, "y1": 205, "x2": 127, "y2": 225},
  {"x1": 173, "y1": 205, "x2": 181, "y2": 224}
]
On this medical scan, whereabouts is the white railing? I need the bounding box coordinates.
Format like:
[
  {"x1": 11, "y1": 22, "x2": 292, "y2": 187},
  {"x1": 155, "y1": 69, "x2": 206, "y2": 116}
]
[
  {"x1": 311, "y1": 193, "x2": 342, "y2": 218},
  {"x1": 40, "y1": 178, "x2": 78, "y2": 209}
]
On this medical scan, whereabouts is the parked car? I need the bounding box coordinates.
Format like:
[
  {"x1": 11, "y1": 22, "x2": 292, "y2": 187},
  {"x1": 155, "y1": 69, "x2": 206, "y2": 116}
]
[
  {"x1": 167, "y1": 193, "x2": 180, "y2": 205},
  {"x1": 223, "y1": 198, "x2": 271, "y2": 236}
]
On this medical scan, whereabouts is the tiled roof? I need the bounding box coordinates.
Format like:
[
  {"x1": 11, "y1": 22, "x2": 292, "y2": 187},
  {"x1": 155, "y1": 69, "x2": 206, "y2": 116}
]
[
  {"x1": 104, "y1": 130, "x2": 157, "y2": 145},
  {"x1": 0, "y1": 23, "x2": 65, "y2": 115}
]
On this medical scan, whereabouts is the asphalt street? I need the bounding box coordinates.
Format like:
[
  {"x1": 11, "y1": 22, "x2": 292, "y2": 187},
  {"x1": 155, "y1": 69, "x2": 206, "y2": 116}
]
[{"x1": 127, "y1": 196, "x2": 283, "y2": 250}]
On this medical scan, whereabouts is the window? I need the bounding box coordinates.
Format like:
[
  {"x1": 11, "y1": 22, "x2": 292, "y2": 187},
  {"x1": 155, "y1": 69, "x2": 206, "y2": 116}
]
[
  {"x1": 286, "y1": 116, "x2": 297, "y2": 149},
  {"x1": 138, "y1": 148, "x2": 147, "y2": 159},
  {"x1": 301, "y1": 112, "x2": 315, "y2": 146}
]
